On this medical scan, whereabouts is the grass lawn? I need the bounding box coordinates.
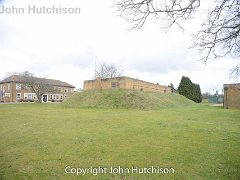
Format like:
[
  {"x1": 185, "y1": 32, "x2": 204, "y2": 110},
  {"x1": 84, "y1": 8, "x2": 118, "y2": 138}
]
[{"x1": 0, "y1": 103, "x2": 240, "y2": 179}]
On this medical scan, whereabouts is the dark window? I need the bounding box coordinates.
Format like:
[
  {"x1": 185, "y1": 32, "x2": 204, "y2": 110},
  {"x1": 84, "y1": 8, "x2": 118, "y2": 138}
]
[{"x1": 111, "y1": 82, "x2": 119, "y2": 88}]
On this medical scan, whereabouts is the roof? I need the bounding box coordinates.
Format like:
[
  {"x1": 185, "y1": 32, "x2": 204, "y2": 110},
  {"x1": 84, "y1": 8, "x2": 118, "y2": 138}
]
[
  {"x1": 0, "y1": 75, "x2": 75, "y2": 88},
  {"x1": 223, "y1": 83, "x2": 240, "y2": 88},
  {"x1": 84, "y1": 76, "x2": 167, "y2": 87}
]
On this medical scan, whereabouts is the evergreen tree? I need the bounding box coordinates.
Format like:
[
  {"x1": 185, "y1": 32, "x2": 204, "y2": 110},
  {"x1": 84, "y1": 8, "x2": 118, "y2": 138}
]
[
  {"x1": 195, "y1": 84, "x2": 202, "y2": 103},
  {"x1": 178, "y1": 76, "x2": 202, "y2": 103},
  {"x1": 169, "y1": 83, "x2": 175, "y2": 93}
]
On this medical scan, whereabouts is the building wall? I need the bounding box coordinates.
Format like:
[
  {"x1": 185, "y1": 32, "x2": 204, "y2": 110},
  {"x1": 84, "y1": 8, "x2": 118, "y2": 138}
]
[
  {"x1": 0, "y1": 82, "x2": 74, "y2": 103},
  {"x1": 84, "y1": 77, "x2": 171, "y2": 93},
  {"x1": 224, "y1": 84, "x2": 240, "y2": 109},
  {"x1": 0, "y1": 83, "x2": 15, "y2": 102}
]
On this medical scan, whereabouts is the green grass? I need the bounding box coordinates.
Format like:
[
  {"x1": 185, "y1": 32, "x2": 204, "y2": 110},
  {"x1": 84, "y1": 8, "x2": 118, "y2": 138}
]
[
  {"x1": 63, "y1": 89, "x2": 195, "y2": 110},
  {"x1": 0, "y1": 103, "x2": 240, "y2": 179}
]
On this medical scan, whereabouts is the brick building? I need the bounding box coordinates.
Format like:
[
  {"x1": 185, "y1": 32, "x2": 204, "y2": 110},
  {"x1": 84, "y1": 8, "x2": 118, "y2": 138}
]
[
  {"x1": 223, "y1": 83, "x2": 240, "y2": 109},
  {"x1": 0, "y1": 75, "x2": 75, "y2": 103},
  {"x1": 84, "y1": 76, "x2": 171, "y2": 93}
]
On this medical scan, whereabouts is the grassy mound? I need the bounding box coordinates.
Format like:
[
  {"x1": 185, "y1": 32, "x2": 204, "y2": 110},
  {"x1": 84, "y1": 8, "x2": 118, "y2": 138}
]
[{"x1": 63, "y1": 89, "x2": 195, "y2": 110}]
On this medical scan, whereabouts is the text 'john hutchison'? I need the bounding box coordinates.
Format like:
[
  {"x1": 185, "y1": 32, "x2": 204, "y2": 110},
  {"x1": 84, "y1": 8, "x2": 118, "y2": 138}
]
[{"x1": 0, "y1": 5, "x2": 81, "y2": 15}]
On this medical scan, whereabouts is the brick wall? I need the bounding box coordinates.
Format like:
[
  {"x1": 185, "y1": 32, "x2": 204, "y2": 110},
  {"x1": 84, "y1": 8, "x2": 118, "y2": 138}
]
[
  {"x1": 224, "y1": 84, "x2": 240, "y2": 109},
  {"x1": 0, "y1": 82, "x2": 75, "y2": 103},
  {"x1": 84, "y1": 77, "x2": 171, "y2": 93}
]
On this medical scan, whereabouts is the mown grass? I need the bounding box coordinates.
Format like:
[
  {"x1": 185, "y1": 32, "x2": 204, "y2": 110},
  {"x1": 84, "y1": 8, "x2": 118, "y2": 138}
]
[{"x1": 0, "y1": 103, "x2": 240, "y2": 179}]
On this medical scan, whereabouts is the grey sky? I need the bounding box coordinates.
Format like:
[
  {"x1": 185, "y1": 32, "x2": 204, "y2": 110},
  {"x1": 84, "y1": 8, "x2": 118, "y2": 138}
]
[{"x1": 0, "y1": 0, "x2": 238, "y2": 93}]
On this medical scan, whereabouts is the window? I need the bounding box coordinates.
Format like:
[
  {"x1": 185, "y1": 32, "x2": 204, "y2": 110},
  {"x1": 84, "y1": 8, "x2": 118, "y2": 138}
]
[
  {"x1": 16, "y1": 84, "x2": 21, "y2": 90},
  {"x1": 5, "y1": 93, "x2": 10, "y2": 97},
  {"x1": 24, "y1": 93, "x2": 37, "y2": 100},
  {"x1": 8, "y1": 84, "x2": 10, "y2": 90},
  {"x1": 64, "y1": 88, "x2": 68, "y2": 93},
  {"x1": 22, "y1": 84, "x2": 30, "y2": 90},
  {"x1": 26, "y1": 94, "x2": 32, "y2": 99},
  {"x1": 28, "y1": 94, "x2": 32, "y2": 99},
  {"x1": 16, "y1": 93, "x2": 21, "y2": 99},
  {"x1": 111, "y1": 82, "x2": 119, "y2": 89},
  {"x1": 58, "y1": 87, "x2": 62, "y2": 92}
]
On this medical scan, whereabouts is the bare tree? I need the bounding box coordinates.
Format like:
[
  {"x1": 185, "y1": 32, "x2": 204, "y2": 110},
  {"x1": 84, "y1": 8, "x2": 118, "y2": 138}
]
[
  {"x1": 230, "y1": 65, "x2": 240, "y2": 81},
  {"x1": 21, "y1": 71, "x2": 55, "y2": 103},
  {"x1": 114, "y1": 0, "x2": 200, "y2": 31},
  {"x1": 95, "y1": 63, "x2": 122, "y2": 79},
  {"x1": 114, "y1": 0, "x2": 240, "y2": 77},
  {"x1": 192, "y1": 0, "x2": 240, "y2": 62}
]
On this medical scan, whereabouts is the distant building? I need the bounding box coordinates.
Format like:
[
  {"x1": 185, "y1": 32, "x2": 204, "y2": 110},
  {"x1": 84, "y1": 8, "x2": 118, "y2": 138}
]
[
  {"x1": 84, "y1": 76, "x2": 171, "y2": 93},
  {"x1": 223, "y1": 83, "x2": 240, "y2": 109},
  {"x1": 0, "y1": 75, "x2": 75, "y2": 103}
]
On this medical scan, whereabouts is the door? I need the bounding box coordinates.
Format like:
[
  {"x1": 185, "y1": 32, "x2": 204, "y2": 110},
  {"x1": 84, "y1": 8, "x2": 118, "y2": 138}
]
[{"x1": 43, "y1": 95, "x2": 47, "y2": 102}]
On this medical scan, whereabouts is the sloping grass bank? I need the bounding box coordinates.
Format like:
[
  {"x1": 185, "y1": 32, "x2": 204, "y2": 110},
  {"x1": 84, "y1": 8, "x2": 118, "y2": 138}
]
[{"x1": 63, "y1": 89, "x2": 195, "y2": 110}]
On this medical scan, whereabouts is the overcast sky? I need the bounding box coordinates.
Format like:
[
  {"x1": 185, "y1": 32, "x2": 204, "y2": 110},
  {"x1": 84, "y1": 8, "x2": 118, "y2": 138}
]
[{"x1": 0, "y1": 0, "x2": 239, "y2": 93}]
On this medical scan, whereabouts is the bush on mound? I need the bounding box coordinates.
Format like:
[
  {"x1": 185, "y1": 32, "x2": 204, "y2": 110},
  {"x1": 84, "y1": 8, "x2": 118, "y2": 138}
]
[{"x1": 62, "y1": 89, "x2": 195, "y2": 110}]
